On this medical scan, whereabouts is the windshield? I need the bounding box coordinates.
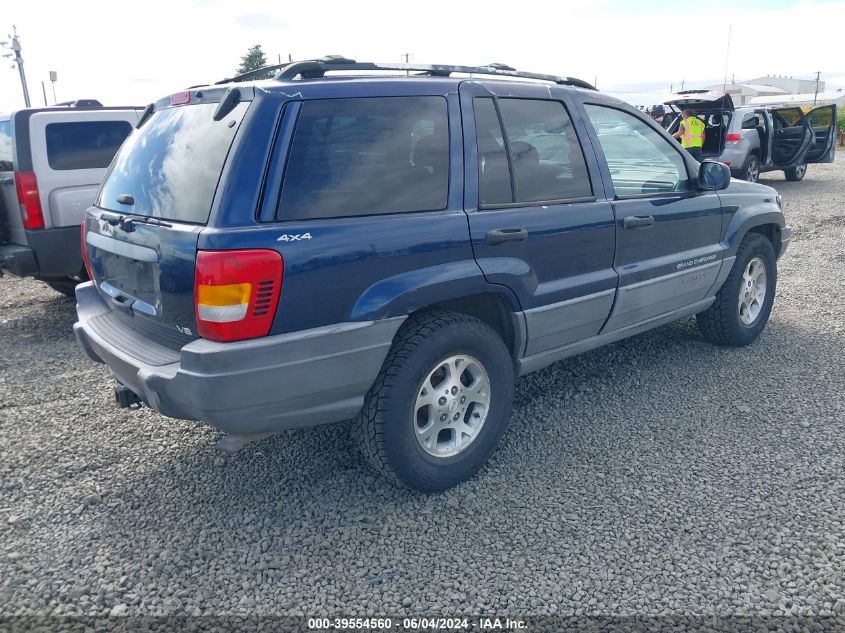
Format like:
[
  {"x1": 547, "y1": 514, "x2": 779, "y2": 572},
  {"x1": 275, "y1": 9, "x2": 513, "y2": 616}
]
[{"x1": 96, "y1": 102, "x2": 249, "y2": 224}]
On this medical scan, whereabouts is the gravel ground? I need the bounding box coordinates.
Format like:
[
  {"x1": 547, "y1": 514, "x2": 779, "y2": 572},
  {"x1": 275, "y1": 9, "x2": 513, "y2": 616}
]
[{"x1": 1, "y1": 158, "x2": 844, "y2": 628}]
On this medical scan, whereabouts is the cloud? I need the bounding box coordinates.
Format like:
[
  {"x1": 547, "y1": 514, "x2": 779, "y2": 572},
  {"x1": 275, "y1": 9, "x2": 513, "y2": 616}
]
[{"x1": 235, "y1": 12, "x2": 288, "y2": 29}]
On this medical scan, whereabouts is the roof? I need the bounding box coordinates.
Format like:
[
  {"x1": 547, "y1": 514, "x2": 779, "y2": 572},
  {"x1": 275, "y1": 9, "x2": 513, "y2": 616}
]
[
  {"x1": 741, "y1": 84, "x2": 789, "y2": 93},
  {"x1": 706, "y1": 83, "x2": 788, "y2": 94}
]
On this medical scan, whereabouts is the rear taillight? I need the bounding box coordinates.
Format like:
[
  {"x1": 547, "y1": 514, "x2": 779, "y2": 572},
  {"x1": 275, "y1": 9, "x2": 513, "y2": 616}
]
[
  {"x1": 80, "y1": 222, "x2": 92, "y2": 279},
  {"x1": 14, "y1": 171, "x2": 45, "y2": 230},
  {"x1": 194, "y1": 249, "x2": 283, "y2": 342},
  {"x1": 725, "y1": 133, "x2": 742, "y2": 143}
]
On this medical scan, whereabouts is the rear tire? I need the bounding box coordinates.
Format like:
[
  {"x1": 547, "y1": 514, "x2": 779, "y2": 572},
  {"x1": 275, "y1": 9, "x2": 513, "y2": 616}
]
[
  {"x1": 740, "y1": 154, "x2": 760, "y2": 182},
  {"x1": 696, "y1": 234, "x2": 776, "y2": 346},
  {"x1": 355, "y1": 310, "x2": 515, "y2": 492},
  {"x1": 43, "y1": 276, "x2": 83, "y2": 298},
  {"x1": 784, "y1": 164, "x2": 807, "y2": 181}
]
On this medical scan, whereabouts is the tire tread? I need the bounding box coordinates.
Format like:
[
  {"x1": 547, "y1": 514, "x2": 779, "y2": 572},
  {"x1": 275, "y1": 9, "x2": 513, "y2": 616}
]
[
  {"x1": 354, "y1": 310, "x2": 508, "y2": 489},
  {"x1": 696, "y1": 234, "x2": 774, "y2": 346}
]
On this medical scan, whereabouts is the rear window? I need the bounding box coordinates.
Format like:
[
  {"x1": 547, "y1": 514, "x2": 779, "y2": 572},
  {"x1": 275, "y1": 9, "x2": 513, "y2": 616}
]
[
  {"x1": 0, "y1": 120, "x2": 12, "y2": 171},
  {"x1": 97, "y1": 102, "x2": 249, "y2": 224},
  {"x1": 278, "y1": 96, "x2": 449, "y2": 220},
  {"x1": 45, "y1": 121, "x2": 132, "y2": 170}
]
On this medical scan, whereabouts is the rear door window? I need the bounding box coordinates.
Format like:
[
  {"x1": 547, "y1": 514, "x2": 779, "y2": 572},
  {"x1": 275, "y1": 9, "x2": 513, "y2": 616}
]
[
  {"x1": 497, "y1": 99, "x2": 592, "y2": 203},
  {"x1": 474, "y1": 98, "x2": 512, "y2": 205},
  {"x1": 773, "y1": 108, "x2": 803, "y2": 129},
  {"x1": 0, "y1": 120, "x2": 13, "y2": 171},
  {"x1": 97, "y1": 102, "x2": 249, "y2": 224},
  {"x1": 278, "y1": 96, "x2": 449, "y2": 220},
  {"x1": 45, "y1": 121, "x2": 133, "y2": 170},
  {"x1": 741, "y1": 113, "x2": 761, "y2": 129}
]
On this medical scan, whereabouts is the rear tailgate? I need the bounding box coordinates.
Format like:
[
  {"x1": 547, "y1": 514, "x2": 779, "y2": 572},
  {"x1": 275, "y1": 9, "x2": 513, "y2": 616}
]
[
  {"x1": 29, "y1": 112, "x2": 139, "y2": 227},
  {"x1": 665, "y1": 90, "x2": 734, "y2": 113},
  {"x1": 83, "y1": 92, "x2": 251, "y2": 350}
]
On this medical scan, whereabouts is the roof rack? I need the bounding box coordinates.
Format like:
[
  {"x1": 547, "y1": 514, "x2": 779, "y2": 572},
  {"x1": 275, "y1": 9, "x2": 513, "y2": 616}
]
[
  {"x1": 54, "y1": 99, "x2": 104, "y2": 108},
  {"x1": 216, "y1": 56, "x2": 596, "y2": 90}
]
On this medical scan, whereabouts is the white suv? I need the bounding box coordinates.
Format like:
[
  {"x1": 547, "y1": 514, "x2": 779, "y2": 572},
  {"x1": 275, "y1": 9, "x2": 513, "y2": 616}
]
[
  {"x1": 664, "y1": 91, "x2": 837, "y2": 182},
  {"x1": 0, "y1": 100, "x2": 141, "y2": 295}
]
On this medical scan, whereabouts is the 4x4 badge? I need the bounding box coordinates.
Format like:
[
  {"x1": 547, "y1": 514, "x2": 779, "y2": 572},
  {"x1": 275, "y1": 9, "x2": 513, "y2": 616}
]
[{"x1": 277, "y1": 232, "x2": 312, "y2": 242}]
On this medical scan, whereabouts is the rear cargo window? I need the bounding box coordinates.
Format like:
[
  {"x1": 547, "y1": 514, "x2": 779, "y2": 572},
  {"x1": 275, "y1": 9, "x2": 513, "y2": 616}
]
[
  {"x1": 278, "y1": 97, "x2": 448, "y2": 220},
  {"x1": 45, "y1": 121, "x2": 133, "y2": 170},
  {"x1": 0, "y1": 120, "x2": 12, "y2": 171},
  {"x1": 97, "y1": 102, "x2": 248, "y2": 224}
]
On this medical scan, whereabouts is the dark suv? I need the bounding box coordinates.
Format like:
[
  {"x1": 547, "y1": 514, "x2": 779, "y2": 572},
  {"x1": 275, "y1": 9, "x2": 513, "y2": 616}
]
[{"x1": 74, "y1": 58, "x2": 790, "y2": 491}]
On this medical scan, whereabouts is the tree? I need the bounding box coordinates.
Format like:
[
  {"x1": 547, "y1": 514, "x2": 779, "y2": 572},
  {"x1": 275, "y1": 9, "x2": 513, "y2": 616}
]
[{"x1": 236, "y1": 44, "x2": 273, "y2": 79}]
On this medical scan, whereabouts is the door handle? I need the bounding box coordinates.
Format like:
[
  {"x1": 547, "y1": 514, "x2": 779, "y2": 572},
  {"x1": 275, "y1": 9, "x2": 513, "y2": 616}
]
[
  {"x1": 486, "y1": 228, "x2": 527, "y2": 246},
  {"x1": 623, "y1": 215, "x2": 655, "y2": 230}
]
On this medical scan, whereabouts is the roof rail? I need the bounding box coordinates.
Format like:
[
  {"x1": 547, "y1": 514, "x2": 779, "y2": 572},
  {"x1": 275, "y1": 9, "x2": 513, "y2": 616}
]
[
  {"x1": 215, "y1": 64, "x2": 291, "y2": 85},
  {"x1": 54, "y1": 99, "x2": 104, "y2": 108},
  {"x1": 216, "y1": 56, "x2": 596, "y2": 90}
]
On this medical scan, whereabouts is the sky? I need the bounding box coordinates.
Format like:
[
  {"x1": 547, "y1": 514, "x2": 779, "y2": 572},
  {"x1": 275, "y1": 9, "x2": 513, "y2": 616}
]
[{"x1": 1, "y1": 0, "x2": 844, "y2": 112}]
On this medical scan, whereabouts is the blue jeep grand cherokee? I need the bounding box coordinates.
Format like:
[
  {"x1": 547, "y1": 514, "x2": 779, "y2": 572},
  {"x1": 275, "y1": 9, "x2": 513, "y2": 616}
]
[{"x1": 74, "y1": 58, "x2": 790, "y2": 491}]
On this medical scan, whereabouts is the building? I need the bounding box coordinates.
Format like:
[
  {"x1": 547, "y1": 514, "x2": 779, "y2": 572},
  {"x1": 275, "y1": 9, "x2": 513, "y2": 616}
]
[
  {"x1": 748, "y1": 91, "x2": 845, "y2": 109},
  {"x1": 746, "y1": 75, "x2": 824, "y2": 95},
  {"x1": 704, "y1": 75, "x2": 827, "y2": 107},
  {"x1": 704, "y1": 82, "x2": 788, "y2": 106}
]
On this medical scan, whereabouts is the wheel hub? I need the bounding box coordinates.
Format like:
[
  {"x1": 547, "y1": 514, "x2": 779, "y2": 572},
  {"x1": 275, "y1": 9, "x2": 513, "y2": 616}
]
[
  {"x1": 738, "y1": 256, "x2": 767, "y2": 325},
  {"x1": 413, "y1": 354, "x2": 491, "y2": 458}
]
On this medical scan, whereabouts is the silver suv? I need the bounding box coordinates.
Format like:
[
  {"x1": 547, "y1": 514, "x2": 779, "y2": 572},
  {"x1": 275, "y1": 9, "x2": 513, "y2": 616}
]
[
  {"x1": 0, "y1": 101, "x2": 141, "y2": 295},
  {"x1": 664, "y1": 90, "x2": 837, "y2": 182}
]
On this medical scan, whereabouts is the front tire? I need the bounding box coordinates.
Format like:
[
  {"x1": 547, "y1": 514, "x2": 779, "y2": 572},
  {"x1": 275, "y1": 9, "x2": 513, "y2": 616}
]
[
  {"x1": 696, "y1": 234, "x2": 776, "y2": 346},
  {"x1": 355, "y1": 310, "x2": 515, "y2": 492},
  {"x1": 784, "y1": 164, "x2": 807, "y2": 181}
]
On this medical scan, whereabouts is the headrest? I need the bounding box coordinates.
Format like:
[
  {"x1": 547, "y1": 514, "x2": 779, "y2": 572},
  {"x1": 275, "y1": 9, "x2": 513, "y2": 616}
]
[{"x1": 510, "y1": 141, "x2": 540, "y2": 166}]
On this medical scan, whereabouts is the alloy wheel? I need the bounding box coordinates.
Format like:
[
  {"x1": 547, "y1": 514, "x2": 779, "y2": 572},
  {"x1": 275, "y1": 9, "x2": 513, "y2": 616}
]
[
  {"x1": 413, "y1": 354, "x2": 491, "y2": 458},
  {"x1": 738, "y1": 256, "x2": 767, "y2": 325},
  {"x1": 747, "y1": 158, "x2": 759, "y2": 182}
]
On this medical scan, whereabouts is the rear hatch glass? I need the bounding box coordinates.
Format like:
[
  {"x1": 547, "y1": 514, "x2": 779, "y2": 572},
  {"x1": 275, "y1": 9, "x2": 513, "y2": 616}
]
[
  {"x1": 97, "y1": 101, "x2": 249, "y2": 224},
  {"x1": 86, "y1": 100, "x2": 249, "y2": 345}
]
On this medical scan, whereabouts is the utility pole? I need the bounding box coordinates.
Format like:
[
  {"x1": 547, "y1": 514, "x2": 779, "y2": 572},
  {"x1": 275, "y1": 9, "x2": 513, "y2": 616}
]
[
  {"x1": 680, "y1": 79, "x2": 685, "y2": 91},
  {"x1": 41, "y1": 81, "x2": 48, "y2": 106},
  {"x1": 813, "y1": 71, "x2": 821, "y2": 107},
  {"x1": 1, "y1": 26, "x2": 31, "y2": 107},
  {"x1": 722, "y1": 24, "x2": 731, "y2": 93},
  {"x1": 401, "y1": 53, "x2": 412, "y2": 76}
]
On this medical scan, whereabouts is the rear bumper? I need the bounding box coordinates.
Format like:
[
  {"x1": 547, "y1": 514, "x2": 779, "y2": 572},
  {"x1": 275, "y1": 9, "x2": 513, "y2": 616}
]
[
  {"x1": 0, "y1": 242, "x2": 38, "y2": 277},
  {"x1": 0, "y1": 226, "x2": 82, "y2": 278},
  {"x1": 73, "y1": 282, "x2": 403, "y2": 435}
]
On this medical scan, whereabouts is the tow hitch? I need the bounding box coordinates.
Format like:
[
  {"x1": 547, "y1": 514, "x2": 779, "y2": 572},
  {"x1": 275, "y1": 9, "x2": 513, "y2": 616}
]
[{"x1": 114, "y1": 384, "x2": 142, "y2": 410}]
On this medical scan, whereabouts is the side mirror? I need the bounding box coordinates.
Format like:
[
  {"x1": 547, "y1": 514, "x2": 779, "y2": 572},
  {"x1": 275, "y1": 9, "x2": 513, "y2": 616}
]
[{"x1": 698, "y1": 160, "x2": 731, "y2": 191}]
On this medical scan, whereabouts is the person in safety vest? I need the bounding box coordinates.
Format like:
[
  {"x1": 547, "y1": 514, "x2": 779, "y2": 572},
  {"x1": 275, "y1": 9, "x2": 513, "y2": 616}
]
[{"x1": 673, "y1": 109, "x2": 705, "y2": 161}]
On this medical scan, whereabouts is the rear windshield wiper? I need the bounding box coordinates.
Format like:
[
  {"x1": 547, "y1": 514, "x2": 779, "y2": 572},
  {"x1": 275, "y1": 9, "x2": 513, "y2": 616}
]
[
  {"x1": 99, "y1": 211, "x2": 172, "y2": 232},
  {"x1": 129, "y1": 216, "x2": 173, "y2": 228}
]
